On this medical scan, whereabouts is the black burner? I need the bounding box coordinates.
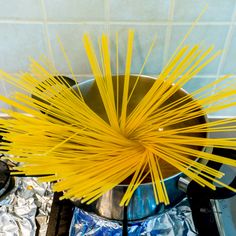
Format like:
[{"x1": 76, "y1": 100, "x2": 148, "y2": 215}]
[{"x1": 0, "y1": 160, "x2": 11, "y2": 197}]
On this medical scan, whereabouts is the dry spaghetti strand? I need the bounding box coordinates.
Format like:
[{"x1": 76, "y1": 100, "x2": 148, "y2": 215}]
[{"x1": 0, "y1": 30, "x2": 236, "y2": 207}]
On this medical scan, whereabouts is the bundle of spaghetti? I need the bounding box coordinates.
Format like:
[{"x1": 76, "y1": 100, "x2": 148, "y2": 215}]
[{"x1": 0, "y1": 30, "x2": 236, "y2": 207}]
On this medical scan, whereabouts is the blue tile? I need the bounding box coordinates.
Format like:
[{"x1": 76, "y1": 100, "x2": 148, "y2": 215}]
[
  {"x1": 45, "y1": 0, "x2": 105, "y2": 21},
  {"x1": 109, "y1": 25, "x2": 166, "y2": 75},
  {"x1": 0, "y1": 0, "x2": 43, "y2": 20},
  {"x1": 210, "y1": 107, "x2": 236, "y2": 117},
  {"x1": 0, "y1": 24, "x2": 47, "y2": 72},
  {"x1": 47, "y1": 24, "x2": 106, "y2": 75},
  {"x1": 167, "y1": 25, "x2": 229, "y2": 76},
  {"x1": 110, "y1": 0, "x2": 170, "y2": 22},
  {"x1": 183, "y1": 75, "x2": 236, "y2": 117},
  {"x1": 182, "y1": 76, "x2": 216, "y2": 95},
  {"x1": 174, "y1": 0, "x2": 235, "y2": 22},
  {"x1": 221, "y1": 26, "x2": 236, "y2": 75},
  {"x1": 182, "y1": 76, "x2": 215, "y2": 113},
  {"x1": 210, "y1": 76, "x2": 236, "y2": 116}
]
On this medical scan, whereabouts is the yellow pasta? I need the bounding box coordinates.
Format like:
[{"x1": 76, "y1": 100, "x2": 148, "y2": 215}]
[{"x1": 0, "y1": 30, "x2": 235, "y2": 207}]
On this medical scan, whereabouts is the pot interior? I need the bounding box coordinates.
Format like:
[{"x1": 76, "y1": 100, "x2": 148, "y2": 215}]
[{"x1": 75, "y1": 75, "x2": 207, "y2": 184}]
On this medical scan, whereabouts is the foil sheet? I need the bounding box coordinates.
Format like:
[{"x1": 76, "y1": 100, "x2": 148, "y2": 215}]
[
  {"x1": 70, "y1": 198, "x2": 197, "y2": 236},
  {"x1": 0, "y1": 177, "x2": 53, "y2": 236}
]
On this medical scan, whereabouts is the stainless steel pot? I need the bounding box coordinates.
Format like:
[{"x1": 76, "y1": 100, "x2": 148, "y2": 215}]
[{"x1": 72, "y1": 75, "x2": 210, "y2": 221}]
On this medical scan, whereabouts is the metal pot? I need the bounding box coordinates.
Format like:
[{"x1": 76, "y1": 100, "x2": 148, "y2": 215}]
[{"x1": 72, "y1": 75, "x2": 210, "y2": 221}]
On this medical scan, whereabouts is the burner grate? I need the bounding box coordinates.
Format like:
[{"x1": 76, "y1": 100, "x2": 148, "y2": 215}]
[{"x1": 46, "y1": 192, "x2": 74, "y2": 236}]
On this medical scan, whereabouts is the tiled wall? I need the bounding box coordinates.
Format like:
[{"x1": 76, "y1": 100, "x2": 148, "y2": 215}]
[{"x1": 0, "y1": 0, "x2": 236, "y2": 116}]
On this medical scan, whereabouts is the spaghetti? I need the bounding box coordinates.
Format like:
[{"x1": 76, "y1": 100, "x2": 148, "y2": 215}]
[{"x1": 0, "y1": 30, "x2": 235, "y2": 207}]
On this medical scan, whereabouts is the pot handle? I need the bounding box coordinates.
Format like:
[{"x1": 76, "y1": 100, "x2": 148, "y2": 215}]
[
  {"x1": 31, "y1": 75, "x2": 76, "y2": 101},
  {"x1": 186, "y1": 175, "x2": 236, "y2": 199},
  {"x1": 31, "y1": 75, "x2": 76, "y2": 114},
  {"x1": 186, "y1": 148, "x2": 236, "y2": 200}
]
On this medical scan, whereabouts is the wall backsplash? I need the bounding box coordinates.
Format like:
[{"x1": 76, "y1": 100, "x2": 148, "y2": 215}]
[{"x1": 0, "y1": 0, "x2": 236, "y2": 116}]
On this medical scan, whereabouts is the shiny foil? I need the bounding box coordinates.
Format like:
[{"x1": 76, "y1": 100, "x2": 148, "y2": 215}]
[
  {"x1": 70, "y1": 198, "x2": 197, "y2": 236},
  {"x1": 0, "y1": 177, "x2": 53, "y2": 236}
]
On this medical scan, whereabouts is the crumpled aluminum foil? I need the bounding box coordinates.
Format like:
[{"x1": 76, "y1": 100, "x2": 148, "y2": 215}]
[
  {"x1": 0, "y1": 177, "x2": 53, "y2": 236},
  {"x1": 70, "y1": 198, "x2": 197, "y2": 236}
]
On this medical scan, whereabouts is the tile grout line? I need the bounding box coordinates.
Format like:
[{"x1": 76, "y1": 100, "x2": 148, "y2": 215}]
[
  {"x1": 108, "y1": 21, "x2": 232, "y2": 26},
  {"x1": 69, "y1": 74, "x2": 224, "y2": 78},
  {"x1": 40, "y1": 0, "x2": 56, "y2": 67},
  {"x1": 162, "y1": 0, "x2": 175, "y2": 68},
  {"x1": 0, "y1": 19, "x2": 234, "y2": 26},
  {"x1": 47, "y1": 21, "x2": 233, "y2": 26},
  {"x1": 5, "y1": 72, "x2": 233, "y2": 79}
]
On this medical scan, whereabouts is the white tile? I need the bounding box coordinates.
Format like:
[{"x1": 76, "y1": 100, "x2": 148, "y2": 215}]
[
  {"x1": 47, "y1": 24, "x2": 106, "y2": 75},
  {"x1": 0, "y1": 0, "x2": 43, "y2": 20},
  {"x1": 0, "y1": 24, "x2": 48, "y2": 72},
  {"x1": 44, "y1": 0, "x2": 105, "y2": 21},
  {"x1": 221, "y1": 26, "x2": 236, "y2": 74},
  {"x1": 109, "y1": 25, "x2": 167, "y2": 75},
  {"x1": 174, "y1": 0, "x2": 235, "y2": 22},
  {"x1": 109, "y1": 0, "x2": 170, "y2": 22},
  {"x1": 167, "y1": 25, "x2": 229, "y2": 76}
]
